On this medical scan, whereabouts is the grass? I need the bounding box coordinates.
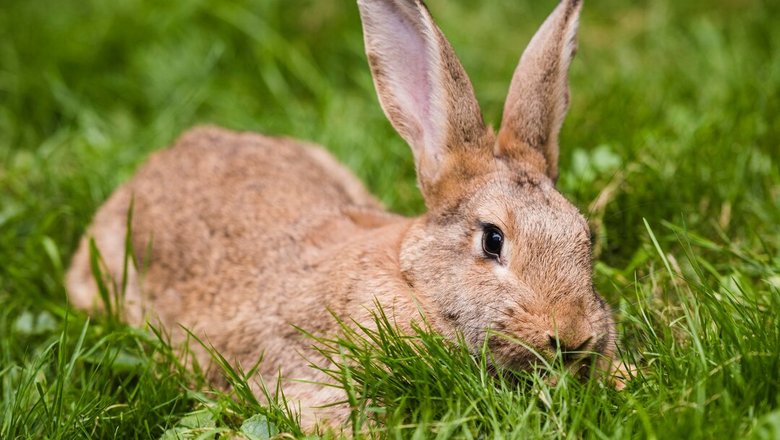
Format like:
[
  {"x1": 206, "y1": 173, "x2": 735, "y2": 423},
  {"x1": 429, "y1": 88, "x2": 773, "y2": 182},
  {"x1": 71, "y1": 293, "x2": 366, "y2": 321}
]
[{"x1": 1, "y1": 0, "x2": 779, "y2": 438}]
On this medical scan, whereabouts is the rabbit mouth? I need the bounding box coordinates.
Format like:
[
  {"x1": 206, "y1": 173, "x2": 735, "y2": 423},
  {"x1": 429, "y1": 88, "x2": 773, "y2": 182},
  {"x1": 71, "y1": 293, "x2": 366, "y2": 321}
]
[
  {"x1": 482, "y1": 353, "x2": 599, "y2": 390},
  {"x1": 485, "y1": 332, "x2": 546, "y2": 373},
  {"x1": 485, "y1": 331, "x2": 607, "y2": 379}
]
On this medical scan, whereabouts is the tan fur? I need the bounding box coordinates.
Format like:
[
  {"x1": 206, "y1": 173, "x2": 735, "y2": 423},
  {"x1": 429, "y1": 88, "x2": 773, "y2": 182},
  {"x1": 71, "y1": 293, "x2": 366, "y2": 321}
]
[
  {"x1": 66, "y1": 0, "x2": 616, "y2": 431},
  {"x1": 498, "y1": 0, "x2": 583, "y2": 182}
]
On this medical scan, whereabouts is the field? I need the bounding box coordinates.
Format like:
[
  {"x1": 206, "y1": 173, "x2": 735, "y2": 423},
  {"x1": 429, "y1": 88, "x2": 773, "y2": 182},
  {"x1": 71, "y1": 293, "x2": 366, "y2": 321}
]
[{"x1": 1, "y1": 0, "x2": 779, "y2": 438}]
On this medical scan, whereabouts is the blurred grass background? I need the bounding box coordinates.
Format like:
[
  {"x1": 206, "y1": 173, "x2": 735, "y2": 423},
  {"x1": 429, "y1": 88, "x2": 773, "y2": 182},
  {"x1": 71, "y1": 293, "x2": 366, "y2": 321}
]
[{"x1": 1, "y1": 0, "x2": 779, "y2": 438}]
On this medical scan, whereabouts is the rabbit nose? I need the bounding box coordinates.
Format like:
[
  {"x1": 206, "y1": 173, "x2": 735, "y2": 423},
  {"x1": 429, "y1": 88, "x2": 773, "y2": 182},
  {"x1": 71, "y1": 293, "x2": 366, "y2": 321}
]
[{"x1": 546, "y1": 332, "x2": 593, "y2": 362}]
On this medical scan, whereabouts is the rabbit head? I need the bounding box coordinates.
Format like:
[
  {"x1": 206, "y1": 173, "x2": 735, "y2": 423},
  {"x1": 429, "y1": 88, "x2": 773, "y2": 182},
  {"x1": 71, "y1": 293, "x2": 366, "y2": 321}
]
[{"x1": 358, "y1": 0, "x2": 615, "y2": 370}]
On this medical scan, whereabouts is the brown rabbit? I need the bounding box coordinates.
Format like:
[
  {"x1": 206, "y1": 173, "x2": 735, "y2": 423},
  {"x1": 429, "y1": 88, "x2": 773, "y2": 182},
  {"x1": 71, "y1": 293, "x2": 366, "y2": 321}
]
[{"x1": 66, "y1": 0, "x2": 616, "y2": 429}]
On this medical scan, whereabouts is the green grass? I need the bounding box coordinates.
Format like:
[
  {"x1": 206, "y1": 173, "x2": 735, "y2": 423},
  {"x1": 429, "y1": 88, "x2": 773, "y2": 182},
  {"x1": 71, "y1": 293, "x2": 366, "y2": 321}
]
[{"x1": 1, "y1": 0, "x2": 779, "y2": 438}]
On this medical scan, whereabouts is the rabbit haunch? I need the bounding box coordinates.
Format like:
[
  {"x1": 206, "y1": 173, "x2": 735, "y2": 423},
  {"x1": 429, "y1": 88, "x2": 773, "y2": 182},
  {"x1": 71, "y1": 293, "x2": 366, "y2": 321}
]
[{"x1": 66, "y1": 0, "x2": 616, "y2": 429}]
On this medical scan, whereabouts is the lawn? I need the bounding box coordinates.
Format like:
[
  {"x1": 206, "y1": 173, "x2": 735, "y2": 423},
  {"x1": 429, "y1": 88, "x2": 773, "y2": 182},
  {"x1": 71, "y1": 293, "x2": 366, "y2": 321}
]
[{"x1": 1, "y1": 0, "x2": 779, "y2": 438}]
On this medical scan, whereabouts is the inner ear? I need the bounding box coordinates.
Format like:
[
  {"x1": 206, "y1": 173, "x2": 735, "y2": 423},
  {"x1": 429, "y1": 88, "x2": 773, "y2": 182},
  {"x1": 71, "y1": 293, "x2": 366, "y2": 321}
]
[{"x1": 357, "y1": 0, "x2": 488, "y2": 204}]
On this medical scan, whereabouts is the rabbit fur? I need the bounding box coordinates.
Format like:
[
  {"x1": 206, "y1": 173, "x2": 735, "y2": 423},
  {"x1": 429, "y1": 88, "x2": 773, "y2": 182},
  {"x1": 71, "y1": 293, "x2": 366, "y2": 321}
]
[{"x1": 66, "y1": 0, "x2": 616, "y2": 430}]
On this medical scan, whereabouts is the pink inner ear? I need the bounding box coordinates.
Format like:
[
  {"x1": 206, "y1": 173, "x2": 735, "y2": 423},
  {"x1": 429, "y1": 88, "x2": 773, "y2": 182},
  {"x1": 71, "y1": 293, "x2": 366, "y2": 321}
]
[
  {"x1": 360, "y1": 0, "x2": 468, "y2": 184},
  {"x1": 376, "y1": 8, "x2": 433, "y2": 144}
]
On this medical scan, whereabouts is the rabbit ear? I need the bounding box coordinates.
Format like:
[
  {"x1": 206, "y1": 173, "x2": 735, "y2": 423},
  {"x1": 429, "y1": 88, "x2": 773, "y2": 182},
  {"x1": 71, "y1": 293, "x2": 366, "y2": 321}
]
[
  {"x1": 357, "y1": 0, "x2": 487, "y2": 195},
  {"x1": 496, "y1": 0, "x2": 583, "y2": 181}
]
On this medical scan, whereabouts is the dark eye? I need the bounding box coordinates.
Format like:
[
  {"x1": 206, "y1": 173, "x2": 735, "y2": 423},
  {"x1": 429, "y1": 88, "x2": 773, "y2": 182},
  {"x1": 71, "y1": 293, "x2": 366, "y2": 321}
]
[{"x1": 482, "y1": 224, "x2": 504, "y2": 260}]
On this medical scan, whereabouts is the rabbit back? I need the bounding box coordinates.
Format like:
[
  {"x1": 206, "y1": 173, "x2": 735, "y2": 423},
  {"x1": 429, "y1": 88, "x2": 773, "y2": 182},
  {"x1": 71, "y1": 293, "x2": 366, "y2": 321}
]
[{"x1": 66, "y1": 126, "x2": 386, "y2": 335}]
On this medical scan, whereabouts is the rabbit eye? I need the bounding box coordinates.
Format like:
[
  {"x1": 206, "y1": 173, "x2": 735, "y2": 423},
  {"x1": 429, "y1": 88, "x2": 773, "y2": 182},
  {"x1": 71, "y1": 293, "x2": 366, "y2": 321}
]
[{"x1": 482, "y1": 224, "x2": 504, "y2": 260}]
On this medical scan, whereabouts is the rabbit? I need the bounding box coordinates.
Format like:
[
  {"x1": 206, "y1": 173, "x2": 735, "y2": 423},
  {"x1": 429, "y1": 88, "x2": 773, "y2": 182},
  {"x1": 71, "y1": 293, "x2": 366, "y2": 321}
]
[{"x1": 66, "y1": 0, "x2": 617, "y2": 430}]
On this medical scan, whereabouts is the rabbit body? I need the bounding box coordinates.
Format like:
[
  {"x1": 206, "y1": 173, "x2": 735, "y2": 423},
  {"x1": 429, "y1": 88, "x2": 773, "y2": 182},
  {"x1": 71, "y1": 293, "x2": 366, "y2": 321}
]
[
  {"x1": 67, "y1": 128, "x2": 418, "y2": 385},
  {"x1": 67, "y1": 0, "x2": 618, "y2": 430}
]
